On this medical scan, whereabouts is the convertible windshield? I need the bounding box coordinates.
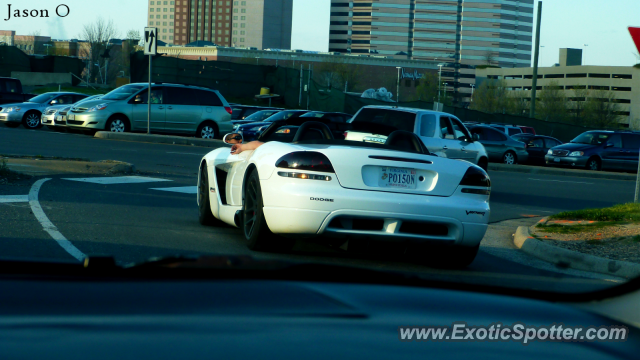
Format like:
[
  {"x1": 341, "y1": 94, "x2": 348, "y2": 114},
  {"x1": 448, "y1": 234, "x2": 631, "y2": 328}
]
[
  {"x1": 28, "y1": 93, "x2": 58, "y2": 104},
  {"x1": 571, "y1": 132, "x2": 610, "y2": 145},
  {"x1": 101, "y1": 85, "x2": 146, "y2": 101}
]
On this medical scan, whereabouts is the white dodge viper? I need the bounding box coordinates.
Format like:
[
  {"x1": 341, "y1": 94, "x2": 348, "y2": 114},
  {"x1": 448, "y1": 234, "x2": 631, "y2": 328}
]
[{"x1": 197, "y1": 118, "x2": 491, "y2": 267}]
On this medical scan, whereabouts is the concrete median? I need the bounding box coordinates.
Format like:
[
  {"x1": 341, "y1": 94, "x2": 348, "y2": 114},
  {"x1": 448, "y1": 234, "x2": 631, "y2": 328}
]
[
  {"x1": 513, "y1": 226, "x2": 640, "y2": 279},
  {"x1": 94, "y1": 131, "x2": 231, "y2": 149},
  {"x1": 489, "y1": 163, "x2": 636, "y2": 181}
]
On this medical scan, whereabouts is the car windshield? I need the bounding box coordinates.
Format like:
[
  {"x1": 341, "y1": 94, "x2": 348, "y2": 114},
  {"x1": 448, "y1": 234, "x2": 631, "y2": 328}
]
[
  {"x1": 28, "y1": 93, "x2": 58, "y2": 104},
  {"x1": 571, "y1": 132, "x2": 611, "y2": 145},
  {"x1": 101, "y1": 85, "x2": 146, "y2": 100},
  {"x1": 5, "y1": 1, "x2": 640, "y2": 315},
  {"x1": 243, "y1": 110, "x2": 281, "y2": 121}
]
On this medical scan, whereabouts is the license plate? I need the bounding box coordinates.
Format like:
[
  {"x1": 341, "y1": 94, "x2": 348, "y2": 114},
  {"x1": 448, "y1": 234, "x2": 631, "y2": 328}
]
[
  {"x1": 68, "y1": 114, "x2": 74, "y2": 120},
  {"x1": 379, "y1": 167, "x2": 417, "y2": 189},
  {"x1": 554, "y1": 157, "x2": 561, "y2": 163}
]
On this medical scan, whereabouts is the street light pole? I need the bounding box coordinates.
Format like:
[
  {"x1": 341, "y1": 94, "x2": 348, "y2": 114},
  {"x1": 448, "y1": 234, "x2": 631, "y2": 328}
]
[
  {"x1": 470, "y1": 84, "x2": 475, "y2": 102},
  {"x1": 437, "y1": 64, "x2": 443, "y2": 104},
  {"x1": 256, "y1": 57, "x2": 260, "y2": 65},
  {"x1": 396, "y1": 67, "x2": 402, "y2": 105}
]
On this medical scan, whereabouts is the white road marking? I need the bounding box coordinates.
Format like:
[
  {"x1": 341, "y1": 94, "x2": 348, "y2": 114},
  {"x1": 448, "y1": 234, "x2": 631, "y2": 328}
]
[
  {"x1": 166, "y1": 151, "x2": 207, "y2": 156},
  {"x1": 0, "y1": 195, "x2": 29, "y2": 203},
  {"x1": 62, "y1": 176, "x2": 172, "y2": 185},
  {"x1": 528, "y1": 178, "x2": 594, "y2": 185},
  {"x1": 28, "y1": 178, "x2": 86, "y2": 262},
  {"x1": 150, "y1": 186, "x2": 198, "y2": 194}
]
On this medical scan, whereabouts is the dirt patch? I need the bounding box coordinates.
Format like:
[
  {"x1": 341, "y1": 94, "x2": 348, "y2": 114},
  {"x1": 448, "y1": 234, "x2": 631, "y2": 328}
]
[
  {"x1": 0, "y1": 158, "x2": 32, "y2": 186},
  {"x1": 533, "y1": 222, "x2": 640, "y2": 264}
]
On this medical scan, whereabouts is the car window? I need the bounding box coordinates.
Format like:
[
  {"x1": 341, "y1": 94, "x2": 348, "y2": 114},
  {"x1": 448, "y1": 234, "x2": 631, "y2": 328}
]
[
  {"x1": 450, "y1": 117, "x2": 471, "y2": 141},
  {"x1": 439, "y1": 117, "x2": 455, "y2": 139},
  {"x1": 72, "y1": 95, "x2": 88, "y2": 103},
  {"x1": 544, "y1": 138, "x2": 560, "y2": 148},
  {"x1": 28, "y1": 93, "x2": 58, "y2": 103},
  {"x1": 485, "y1": 127, "x2": 506, "y2": 141},
  {"x1": 195, "y1": 89, "x2": 223, "y2": 106},
  {"x1": 102, "y1": 84, "x2": 146, "y2": 100},
  {"x1": 244, "y1": 110, "x2": 280, "y2": 121},
  {"x1": 300, "y1": 112, "x2": 325, "y2": 118},
  {"x1": 529, "y1": 138, "x2": 544, "y2": 148},
  {"x1": 164, "y1": 87, "x2": 198, "y2": 106},
  {"x1": 351, "y1": 108, "x2": 416, "y2": 133},
  {"x1": 132, "y1": 87, "x2": 163, "y2": 105},
  {"x1": 267, "y1": 110, "x2": 305, "y2": 122},
  {"x1": 470, "y1": 127, "x2": 488, "y2": 141},
  {"x1": 53, "y1": 95, "x2": 75, "y2": 105},
  {"x1": 571, "y1": 132, "x2": 610, "y2": 145},
  {"x1": 508, "y1": 127, "x2": 522, "y2": 136},
  {"x1": 622, "y1": 134, "x2": 640, "y2": 150},
  {"x1": 607, "y1": 134, "x2": 622, "y2": 148},
  {"x1": 5, "y1": 80, "x2": 19, "y2": 93},
  {"x1": 491, "y1": 126, "x2": 505, "y2": 133},
  {"x1": 419, "y1": 114, "x2": 436, "y2": 137}
]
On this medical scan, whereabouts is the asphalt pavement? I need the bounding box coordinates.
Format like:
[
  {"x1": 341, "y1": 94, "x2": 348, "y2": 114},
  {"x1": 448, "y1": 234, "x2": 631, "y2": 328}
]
[{"x1": 0, "y1": 125, "x2": 634, "y2": 291}]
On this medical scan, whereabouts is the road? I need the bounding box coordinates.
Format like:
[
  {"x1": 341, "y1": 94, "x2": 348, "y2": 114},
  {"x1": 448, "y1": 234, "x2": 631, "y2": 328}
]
[{"x1": 1, "y1": 126, "x2": 635, "y2": 291}]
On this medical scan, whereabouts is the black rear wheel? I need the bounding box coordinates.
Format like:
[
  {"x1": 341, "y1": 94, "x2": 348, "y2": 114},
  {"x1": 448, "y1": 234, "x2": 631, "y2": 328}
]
[{"x1": 243, "y1": 170, "x2": 294, "y2": 252}]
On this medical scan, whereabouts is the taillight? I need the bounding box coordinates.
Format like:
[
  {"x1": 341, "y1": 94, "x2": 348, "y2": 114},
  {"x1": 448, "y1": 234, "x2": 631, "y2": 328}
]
[
  {"x1": 459, "y1": 166, "x2": 491, "y2": 193},
  {"x1": 343, "y1": 131, "x2": 348, "y2": 138},
  {"x1": 224, "y1": 106, "x2": 232, "y2": 115},
  {"x1": 276, "y1": 152, "x2": 334, "y2": 173}
]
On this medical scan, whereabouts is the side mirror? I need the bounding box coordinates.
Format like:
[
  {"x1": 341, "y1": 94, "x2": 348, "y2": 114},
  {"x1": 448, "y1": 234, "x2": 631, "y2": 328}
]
[
  {"x1": 605, "y1": 142, "x2": 614, "y2": 148},
  {"x1": 49, "y1": 100, "x2": 57, "y2": 105},
  {"x1": 472, "y1": 133, "x2": 480, "y2": 141},
  {"x1": 223, "y1": 132, "x2": 243, "y2": 144},
  {"x1": 133, "y1": 97, "x2": 144, "y2": 104}
]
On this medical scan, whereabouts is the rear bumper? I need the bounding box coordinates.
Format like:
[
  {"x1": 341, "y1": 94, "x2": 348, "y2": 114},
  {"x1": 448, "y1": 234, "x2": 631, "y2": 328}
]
[{"x1": 260, "y1": 175, "x2": 489, "y2": 247}]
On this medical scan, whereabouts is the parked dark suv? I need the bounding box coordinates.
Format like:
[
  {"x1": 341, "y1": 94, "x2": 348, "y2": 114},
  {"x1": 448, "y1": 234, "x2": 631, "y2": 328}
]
[{"x1": 545, "y1": 130, "x2": 640, "y2": 171}]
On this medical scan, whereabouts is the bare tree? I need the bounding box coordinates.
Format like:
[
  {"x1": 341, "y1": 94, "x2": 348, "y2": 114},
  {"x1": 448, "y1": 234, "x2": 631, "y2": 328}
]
[
  {"x1": 584, "y1": 89, "x2": 622, "y2": 128},
  {"x1": 507, "y1": 90, "x2": 530, "y2": 116},
  {"x1": 569, "y1": 86, "x2": 588, "y2": 124},
  {"x1": 537, "y1": 81, "x2": 569, "y2": 123},
  {"x1": 79, "y1": 18, "x2": 120, "y2": 85},
  {"x1": 483, "y1": 51, "x2": 497, "y2": 66},
  {"x1": 315, "y1": 59, "x2": 363, "y2": 91}
]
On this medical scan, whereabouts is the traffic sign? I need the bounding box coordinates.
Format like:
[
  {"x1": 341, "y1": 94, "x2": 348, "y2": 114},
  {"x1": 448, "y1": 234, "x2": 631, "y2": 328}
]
[
  {"x1": 144, "y1": 27, "x2": 157, "y2": 56},
  {"x1": 629, "y1": 27, "x2": 640, "y2": 54}
]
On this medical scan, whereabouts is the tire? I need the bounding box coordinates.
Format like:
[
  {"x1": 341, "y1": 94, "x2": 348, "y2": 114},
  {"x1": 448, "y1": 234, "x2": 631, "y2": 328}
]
[
  {"x1": 3, "y1": 122, "x2": 20, "y2": 128},
  {"x1": 198, "y1": 163, "x2": 222, "y2": 226},
  {"x1": 105, "y1": 116, "x2": 129, "y2": 133},
  {"x1": 243, "y1": 170, "x2": 294, "y2": 252},
  {"x1": 502, "y1": 151, "x2": 517, "y2": 165},
  {"x1": 586, "y1": 157, "x2": 601, "y2": 171},
  {"x1": 477, "y1": 157, "x2": 488, "y2": 171},
  {"x1": 22, "y1": 111, "x2": 42, "y2": 129},
  {"x1": 197, "y1": 121, "x2": 217, "y2": 139}
]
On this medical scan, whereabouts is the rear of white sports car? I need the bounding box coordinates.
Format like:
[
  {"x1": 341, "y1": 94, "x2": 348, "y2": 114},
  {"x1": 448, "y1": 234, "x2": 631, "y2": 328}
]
[{"x1": 259, "y1": 145, "x2": 490, "y2": 251}]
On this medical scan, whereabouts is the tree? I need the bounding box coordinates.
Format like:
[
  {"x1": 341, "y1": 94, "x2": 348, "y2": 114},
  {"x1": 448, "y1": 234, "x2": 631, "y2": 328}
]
[
  {"x1": 415, "y1": 72, "x2": 439, "y2": 102},
  {"x1": 315, "y1": 59, "x2": 363, "y2": 91},
  {"x1": 483, "y1": 51, "x2": 497, "y2": 66},
  {"x1": 469, "y1": 79, "x2": 510, "y2": 114},
  {"x1": 568, "y1": 86, "x2": 588, "y2": 124},
  {"x1": 583, "y1": 89, "x2": 622, "y2": 128},
  {"x1": 79, "y1": 18, "x2": 119, "y2": 84},
  {"x1": 536, "y1": 81, "x2": 569, "y2": 123},
  {"x1": 507, "y1": 90, "x2": 530, "y2": 116}
]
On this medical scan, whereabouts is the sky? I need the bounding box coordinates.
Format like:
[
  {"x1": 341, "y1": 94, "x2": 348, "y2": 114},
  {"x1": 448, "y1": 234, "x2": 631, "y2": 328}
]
[{"x1": 3, "y1": 0, "x2": 639, "y2": 67}]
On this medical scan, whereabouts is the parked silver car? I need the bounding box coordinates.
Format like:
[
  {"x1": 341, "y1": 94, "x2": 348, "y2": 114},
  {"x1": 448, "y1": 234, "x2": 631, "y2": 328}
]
[
  {"x1": 345, "y1": 106, "x2": 490, "y2": 170},
  {"x1": 65, "y1": 83, "x2": 233, "y2": 138},
  {"x1": 41, "y1": 95, "x2": 103, "y2": 130},
  {"x1": 0, "y1": 92, "x2": 89, "y2": 129},
  {"x1": 468, "y1": 125, "x2": 529, "y2": 164}
]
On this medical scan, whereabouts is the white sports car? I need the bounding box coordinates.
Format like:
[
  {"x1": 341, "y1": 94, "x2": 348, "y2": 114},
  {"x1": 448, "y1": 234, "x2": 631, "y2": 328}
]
[{"x1": 198, "y1": 119, "x2": 491, "y2": 267}]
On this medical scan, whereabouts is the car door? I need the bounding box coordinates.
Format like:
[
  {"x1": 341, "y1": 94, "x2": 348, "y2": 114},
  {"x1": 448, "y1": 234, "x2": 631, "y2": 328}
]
[
  {"x1": 482, "y1": 127, "x2": 508, "y2": 161},
  {"x1": 164, "y1": 87, "x2": 202, "y2": 134},
  {"x1": 600, "y1": 134, "x2": 624, "y2": 170},
  {"x1": 449, "y1": 117, "x2": 476, "y2": 162},
  {"x1": 131, "y1": 87, "x2": 166, "y2": 131},
  {"x1": 621, "y1": 134, "x2": 640, "y2": 171},
  {"x1": 526, "y1": 137, "x2": 546, "y2": 164},
  {"x1": 437, "y1": 116, "x2": 465, "y2": 160}
]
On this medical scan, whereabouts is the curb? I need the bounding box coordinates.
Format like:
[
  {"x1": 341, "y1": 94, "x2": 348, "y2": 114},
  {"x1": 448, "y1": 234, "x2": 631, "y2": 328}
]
[
  {"x1": 97, "y1": 160, "x2": 136, "y2": 174},
  {"x1": 513, "y1": 226, "x2": 640, "y2": 279},
  {"x1": 94, "y1": 132, "x2": 231, "y2": 149},
  {"x1": 488, "y1": 163, "x2": 636, "y2": 181}
]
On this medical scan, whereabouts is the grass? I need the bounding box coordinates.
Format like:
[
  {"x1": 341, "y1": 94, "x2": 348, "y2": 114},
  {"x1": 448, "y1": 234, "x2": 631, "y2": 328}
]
[
  {"x1": 632, "y1": 235, "x2": 640, "y2": 243},
  {"x1": 535, "y1": 222, "x2": 624, "y2": 234},
  {"x1": 31, "y1": 86, "x2": 110, "y2": 96},
  {"x1": 548, "y1": 203, "x2": 640, "y2": 222}
]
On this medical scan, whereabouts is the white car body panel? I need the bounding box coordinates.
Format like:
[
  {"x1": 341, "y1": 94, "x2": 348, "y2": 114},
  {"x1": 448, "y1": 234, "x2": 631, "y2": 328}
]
[{"x1": 198, "y1": 140, "x2": 490, "y2": 248}]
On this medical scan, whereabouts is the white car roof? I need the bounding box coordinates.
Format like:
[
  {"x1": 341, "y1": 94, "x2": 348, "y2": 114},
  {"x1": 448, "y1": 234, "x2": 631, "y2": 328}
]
[{"x1": 361, "y1": 105, "x2": 456, "y2": 117}]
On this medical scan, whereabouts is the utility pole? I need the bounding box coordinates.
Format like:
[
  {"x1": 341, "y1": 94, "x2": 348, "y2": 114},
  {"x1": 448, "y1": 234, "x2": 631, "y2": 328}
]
[
  {"x1": 396, "y1": 67, "x2": 402, "y2": 105},
  {"x1": 529, "y1": 1, "x2": 542, "y2": 118},
  {"x1": 306, "y1": 64, "x2": 312, "y2": 110},
  {"x1": 298, "y1": 63, "x2": 303, "y2": 107},
  {"x1": 437, "y1": 64, "x2": 443, "y2": 104}
]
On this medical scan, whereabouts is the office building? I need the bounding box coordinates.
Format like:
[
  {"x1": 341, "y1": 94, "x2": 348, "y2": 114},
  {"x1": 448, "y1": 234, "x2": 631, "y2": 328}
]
[
  {"x1": 148, "y1": 0, "x2": 177, "y2": 44},
  {"x1": 328, "y1": 0, "x2": 535, "y2": 104},
  {"x1": 475, "y1": 49, "x2": 640, "y2": 128},
  {"x1": 163, "y1": 0, "x2": 292, "y2": 49}
]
